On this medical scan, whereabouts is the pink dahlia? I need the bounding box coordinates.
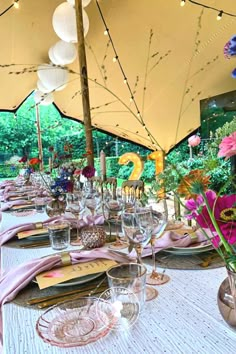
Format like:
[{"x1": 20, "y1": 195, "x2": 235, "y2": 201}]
[{"x1": 218, "y1": 132, "x2": 236, "y2": 159}]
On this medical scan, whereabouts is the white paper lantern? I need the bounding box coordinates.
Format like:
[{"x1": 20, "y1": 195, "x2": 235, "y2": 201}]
[
  {"x1": 52, "y1": 2, "x2": 89, "y2": 43},
  {"x1": 37, "y1": 79, "x2": 51, "y2": 93},
  {"x1": 34, "y1": 90, "x2": 54, "y2": 106},
  {"x1": 48, "y1": 46, "x2": 62, "y2": 65},
  {"x1": 37, "y1": 64, "x2": 68, "y2": 91},
  {"x1": 53, "y1": 40, "x2": 77, "y2": 65},
  {"x1": 67, "y1": 0, "x2": 92, "y2": 7}
]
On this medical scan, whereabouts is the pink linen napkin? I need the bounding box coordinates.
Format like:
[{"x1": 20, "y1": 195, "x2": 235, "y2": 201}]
[
  {"x1": 140, "y1": 228, "x2": 214, "y2": 257},
  {"x1": 0, "y1": 200, "x2": 34, "y2": 212},
  {"x1": 0, "y1": 181, "x2": 14, "y2": 189},
  {"x1": 0, "y1": 214, "x2": 104, "y2": 246},
  {"x1": 0, "y1": 248, "x2": 133, "y2": 305}
]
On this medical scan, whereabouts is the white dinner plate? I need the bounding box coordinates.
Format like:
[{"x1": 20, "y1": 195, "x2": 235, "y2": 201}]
[
  {"x1": 53, "y1": 272, "x2": 104, "y2": 287},
  {"x1": 163, "y1": 241, "x2": 214, "y2": 255}
]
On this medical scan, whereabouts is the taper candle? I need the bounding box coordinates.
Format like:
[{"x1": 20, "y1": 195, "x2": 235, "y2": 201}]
[{"x1": 100, "y1": 150, "x2": 106, "y2": 179}]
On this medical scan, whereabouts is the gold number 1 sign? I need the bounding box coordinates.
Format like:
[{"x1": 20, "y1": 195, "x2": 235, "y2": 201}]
[{"x1": 147, "y1": 150, "x2": 164, "y2": 175}]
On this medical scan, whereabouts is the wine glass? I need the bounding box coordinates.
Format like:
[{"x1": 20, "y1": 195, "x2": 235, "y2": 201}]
[
  {"x1": 83, "y1": 183, "x2": 101, "y2": 218},
  {"x1": 146, "y1": 210, "x2": 170, "y2": 285},
  {"x1": 146, "y1": 198, "x2": 170, "y2": 285},
  {"x1": 103, "y1": 198, "x2": 128, "y2": 250},
  {"x1": 122, "y1": 207, "x2": 158, "y2": 301},
  {"x1": 122, "y1": 207, "x2": 153, "y2": 264},
  {"x1": 66, "y1": 192, "x2": 85, "y2": 242}
]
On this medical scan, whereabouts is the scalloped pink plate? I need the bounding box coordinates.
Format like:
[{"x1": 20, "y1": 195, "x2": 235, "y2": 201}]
[{"x1": 36, "y1": 297, "x2": 117, "y2": 347}]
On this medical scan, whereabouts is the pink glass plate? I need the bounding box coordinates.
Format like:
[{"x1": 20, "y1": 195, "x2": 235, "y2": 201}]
[{"x1": 36, "y1": 297, "x2": 117, "y2": 347}]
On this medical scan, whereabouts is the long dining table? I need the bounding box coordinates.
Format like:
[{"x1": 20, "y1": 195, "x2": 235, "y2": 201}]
[{"x1": 1, "y1": 209, "x2": 236, "y2": 354}]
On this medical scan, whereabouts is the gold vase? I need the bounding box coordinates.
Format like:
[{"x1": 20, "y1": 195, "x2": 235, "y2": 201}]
[{"x1": 217, "y1": 268, "x2": 236, "y2": 330}]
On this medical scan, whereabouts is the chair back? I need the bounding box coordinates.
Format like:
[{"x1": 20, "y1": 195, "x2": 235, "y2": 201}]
[
  {"x1": 91, "y1": 177, "x2": 117, "y2": 199},
  {"x1": 121, "y1": 180, "x2": 144, "y2": 204}
]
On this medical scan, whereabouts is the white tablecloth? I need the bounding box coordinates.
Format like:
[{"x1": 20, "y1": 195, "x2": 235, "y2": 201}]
[{"x1": 1, "y1": 211, "x2": 236, "y2": 354}]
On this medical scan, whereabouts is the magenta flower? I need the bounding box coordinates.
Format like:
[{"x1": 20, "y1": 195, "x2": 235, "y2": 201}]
[
  {"x1": 218, "y1": 131, "x2": 236, "y2": 159},
  {"x1": 82, "y1": 165, "x2": 96, "y2": 178},
  {"x1": 196, "y1": 193, "x2": 236, "y2": 247},
  {"x1": 185, "y1": 190, "x2": 216, "y2": 219}
]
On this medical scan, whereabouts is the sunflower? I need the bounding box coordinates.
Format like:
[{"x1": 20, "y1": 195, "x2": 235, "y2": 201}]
[{"x1": 177, "y1": 169, "x2": 211, "y2": 200}]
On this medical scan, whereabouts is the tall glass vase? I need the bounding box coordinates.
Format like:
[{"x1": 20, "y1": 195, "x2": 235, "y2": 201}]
[{"x1": 217, "y1": 268, "x2": 236, "y2": 330}]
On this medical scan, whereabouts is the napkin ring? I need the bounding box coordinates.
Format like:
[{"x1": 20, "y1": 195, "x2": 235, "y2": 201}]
[
  {"x1": 60, "y1": 252, "x2": 72, "y2": 266},
  {"x1": 189, "y1": 232, "x2": 198, "y2": 242},
  {"x1": 35, "y1": 222, "x2": 43, "y2": 229}
]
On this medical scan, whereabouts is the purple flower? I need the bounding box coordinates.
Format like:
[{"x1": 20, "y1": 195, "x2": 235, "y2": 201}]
[
  {"x1": 185, "y1": 190, "x2": 216, "y2": 219},
  {"x1": 82, "y1": 165, "x2": 96, "y2": 178}
]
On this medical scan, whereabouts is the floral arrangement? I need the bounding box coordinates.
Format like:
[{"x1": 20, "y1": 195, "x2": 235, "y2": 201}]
[{"x1": 152, "y1": 132, "x2": 236, "y2": 272}]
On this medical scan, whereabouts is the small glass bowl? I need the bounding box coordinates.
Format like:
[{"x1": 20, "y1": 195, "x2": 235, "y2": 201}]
[{"x1": 36, "y1": 297, "x2": 117, "y2": 347}]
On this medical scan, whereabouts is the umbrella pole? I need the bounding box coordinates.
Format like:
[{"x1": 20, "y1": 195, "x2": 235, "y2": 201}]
[
  {"x1": 75, "y1": 0, "x2": 94, "y2": 167},
  {"x1": 35, "y1": 104, "x2": 44, "y2": 171}
]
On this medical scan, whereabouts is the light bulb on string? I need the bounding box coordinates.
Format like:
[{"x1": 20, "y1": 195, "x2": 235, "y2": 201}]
[
  {"x1": 113, "y1": 56, "x2": 118, "y2": 63},
  {"x1": 13, "y1": 1, "x2": 19, "y2": 8},
  {"x1": 130, "y1": 96, "x2": 134, "y2": 102},
  {"x1": 217, "y1": 10, "x2": 223, "y2": 20},
  {"x1": 137, "y1": 112, "x2": 140, "y2": 117},
  {"x1": 123, "y1": 78, "x2": 127, "y2": 84},
  {"x1": 180, "y1": 0, "x2": 186, "y2": 7},
  {"x1": 104, "y1": 29, "x2": 108, "y2": 35}
]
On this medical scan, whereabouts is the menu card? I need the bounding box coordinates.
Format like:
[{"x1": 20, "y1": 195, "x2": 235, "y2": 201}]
[
  {"x1": 36, "y1": 259, "x2": 117, "y2": 289},
  {"x1": 17, "y1": 228, "x2": 48, "y2": 239}
]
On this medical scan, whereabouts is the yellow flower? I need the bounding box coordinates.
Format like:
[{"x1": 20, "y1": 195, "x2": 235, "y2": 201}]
[{"x1": 177, "y1": 169, "x2": 211, "y2": 200}]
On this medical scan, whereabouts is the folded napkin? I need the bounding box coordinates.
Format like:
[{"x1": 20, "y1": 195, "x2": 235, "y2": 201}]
[
  {"x1": 0, "y1": 214, "x2": 104, "y2": 246},
  {"x1": 0, "y1": 199, "x2": 33, "y2": 212},
  {"x1": 140, "y1": 228, "x2": 214, "y2": 257},
  {"x1": 0, "y1": 180, "x2": 15, "y2": 189},
  {"x1": 0, "y1": 248, "x2": 133, "y2": 305}
]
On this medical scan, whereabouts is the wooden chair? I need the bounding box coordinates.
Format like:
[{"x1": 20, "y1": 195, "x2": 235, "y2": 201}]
[
  {"x1": 121, "y1": 180, "x2": 144, "y2": 205},
  {"x1": 91, "y1": 176, "x2": 117, "y2": 199}
]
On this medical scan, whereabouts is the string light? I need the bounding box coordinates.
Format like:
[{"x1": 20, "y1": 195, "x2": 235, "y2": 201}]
[
  {"x1": 0, "y1": 0, "x2": 20, "y2": 16},
  {"x1": 104, "y1": 29, "x2": 109, "y2": 35},
  {"x1": 95, "y1": 0, "x2": 162, "y2": 150},
  {"x1": 184, "y1": 0, "x2": 236, "y2": 19},
  {"x1": 216, "y1": 10, "x2": 223, "y2": 20},
  {"x1": 180, "y1": 0, "x2": 186, "y2": 7},
  {"x1": 14, "y1": 1, "x2": 19, "y2": 9}
]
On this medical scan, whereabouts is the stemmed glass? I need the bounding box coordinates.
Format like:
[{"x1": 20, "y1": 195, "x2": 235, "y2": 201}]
[
  {"x1": 121, "y1": 207, "x2": 154, "y2": 264},
  {"x1": 83, "y1": 182, "x2": 101, "y2": 218},
  {"x1": 66, "y1": 192, "x2": 85, "y2": 242},
  {"x1": 146, "y1": 210, "x2": 170, "y2": 285},
  {"x1": 122, "y1": 207, "x2": 158, "y2": 300},
  {"x1": 103, "y1": 197, "x2": 128, "y2": 249}
]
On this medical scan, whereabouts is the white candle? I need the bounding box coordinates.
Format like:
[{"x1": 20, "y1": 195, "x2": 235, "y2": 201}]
[
  {"x1": 49, "y1": 157, "x2": 53, "y2": 172},
  {"x1": 100, "y1": 150, "x2": 106, "y2": 178}
]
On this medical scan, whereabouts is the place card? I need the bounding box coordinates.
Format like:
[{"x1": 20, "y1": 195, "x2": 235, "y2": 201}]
[
  {"x1": 11, "y1": 202, "x2": 34, "y2": 210},
  {"x1": 8, "y1": 195, "x2": 29, "y2": 201},
  {"x1": 36, "y1": 259, "x2": 117, "y2": 289},
  {"x1": 17, "y1": 228, "x2": 48, "y2": 239}
]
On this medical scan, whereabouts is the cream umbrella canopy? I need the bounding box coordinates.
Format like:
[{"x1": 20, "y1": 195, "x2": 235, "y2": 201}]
[{"x1": 0, "y1": 0, "x2": 236, "y2": 152}]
